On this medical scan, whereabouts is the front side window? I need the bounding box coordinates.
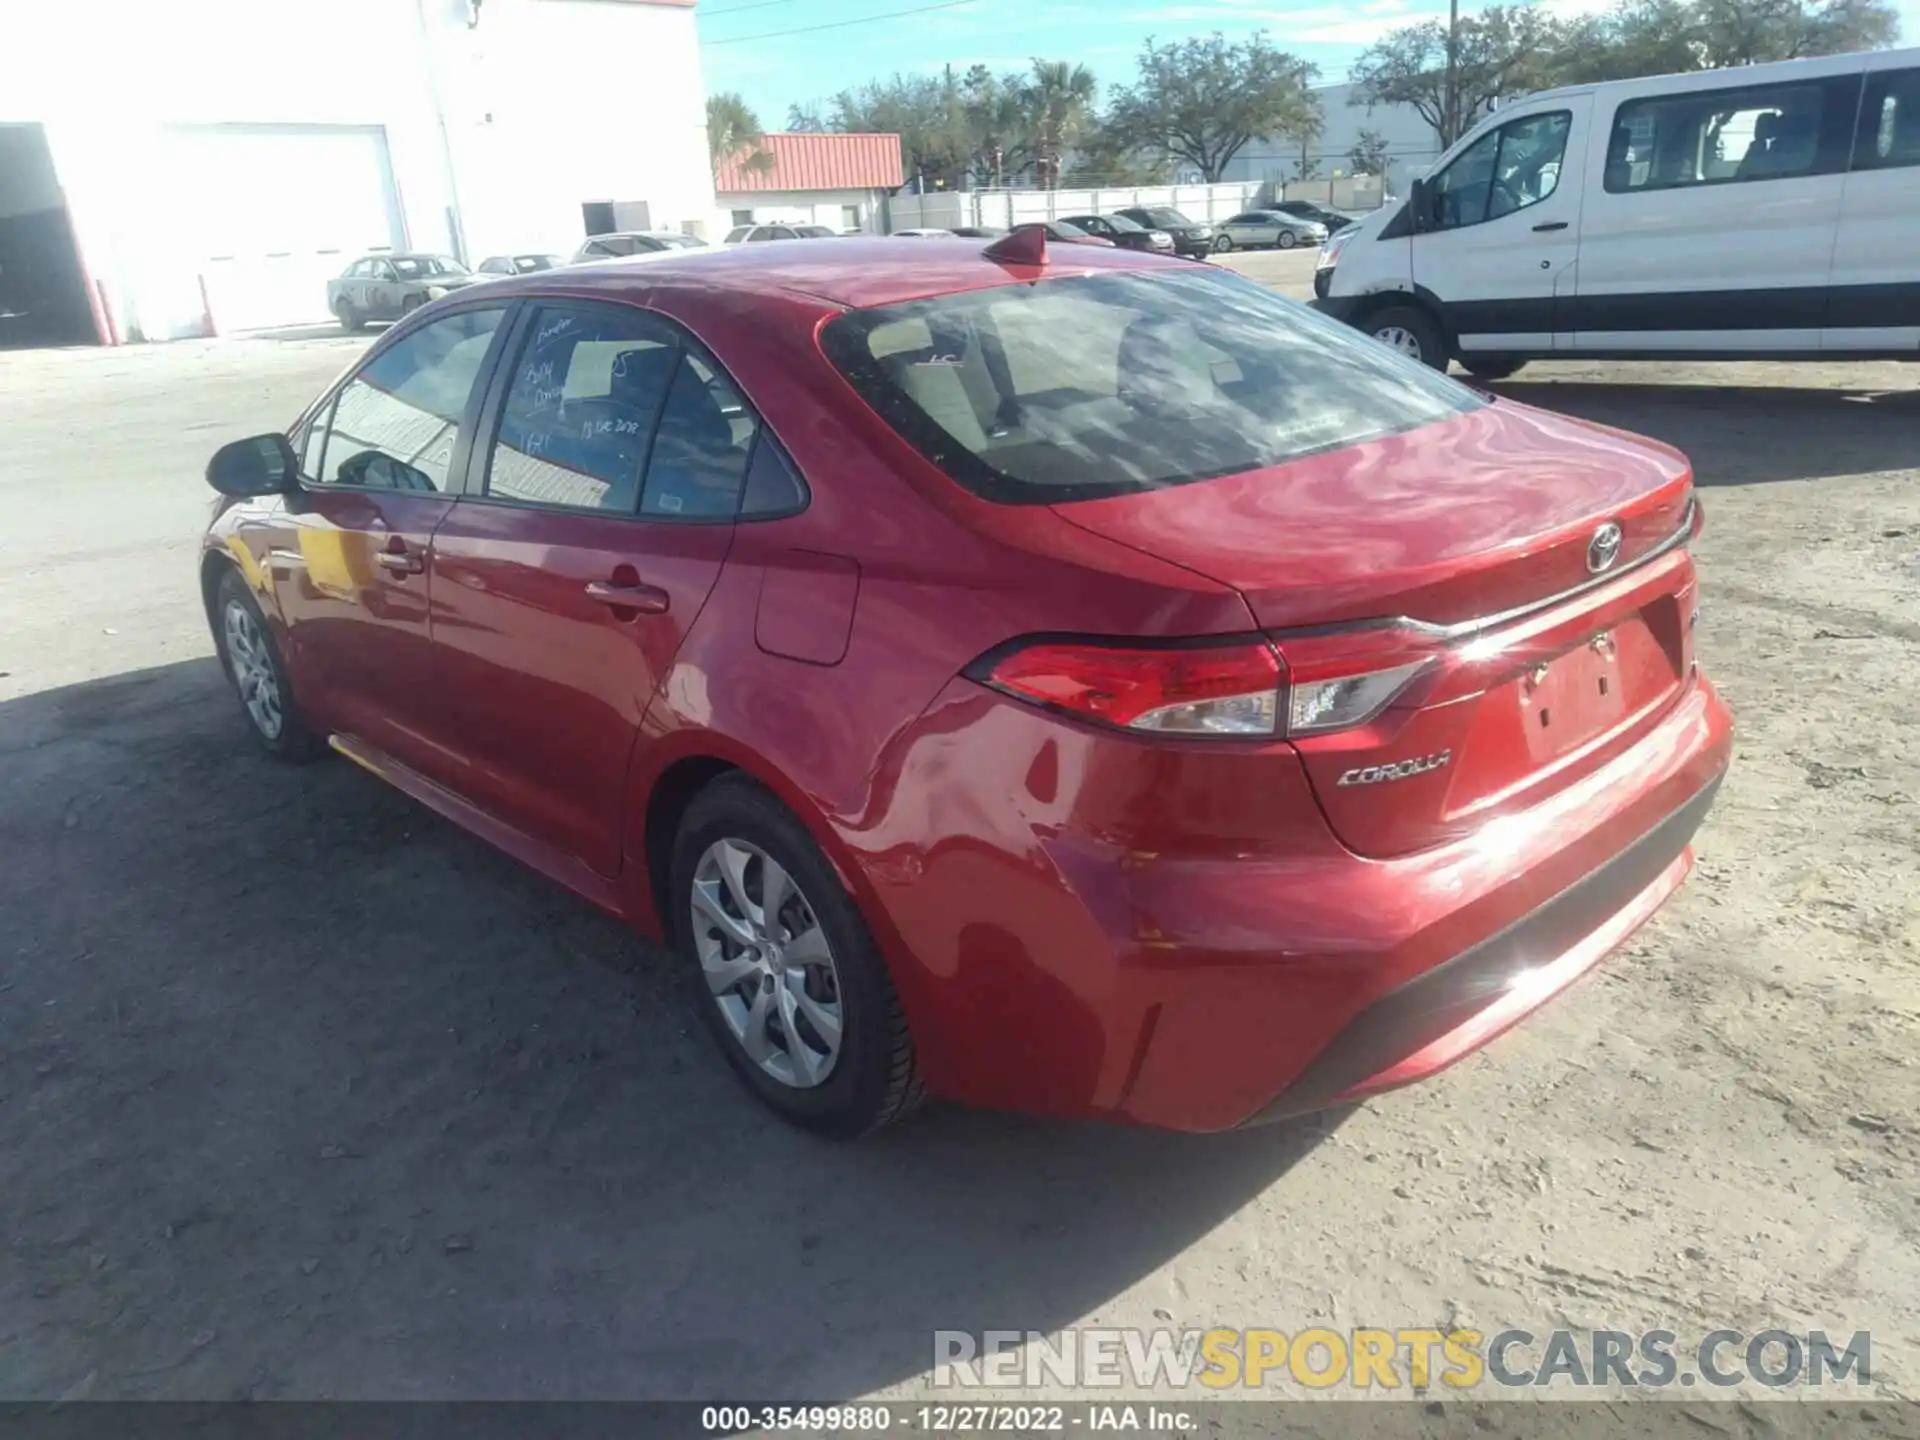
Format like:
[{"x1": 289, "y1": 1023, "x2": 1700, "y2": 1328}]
[
  {"x1": 308, "y1": 308, "x2": 504, "y2": 491},
  {"x1": 820, "y1": 268, "x2": 1479, "y2": 504},
  {"x1": 1606, "y1": 81, "x2": 1841, "y2": 192},
  {"x1": 370, "y1": 261, "x2": 397, "y2": 281},
  {"x1": 1430, "y1": 111, "x2": 1569, "y2": 229},
  {"x1": 1855, "y1": 68, "x2": 1920, "y2": 170},
  {"x1": 486, "y1": 307, "x2": 682, "y2": 513}
]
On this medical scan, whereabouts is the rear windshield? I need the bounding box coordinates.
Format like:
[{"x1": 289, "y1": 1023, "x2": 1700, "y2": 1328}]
[
  {"x1": 819, "y1": 268, "x2": 1480, "y2": 504},
  {"x1": 1097, "y1": 214, "x2": 1147, "y2": 232}
]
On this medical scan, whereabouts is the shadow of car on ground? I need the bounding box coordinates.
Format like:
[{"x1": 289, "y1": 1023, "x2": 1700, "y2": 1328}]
[{"x1": 0, "y1": 658, "x2": 1338, "y2": 1401}]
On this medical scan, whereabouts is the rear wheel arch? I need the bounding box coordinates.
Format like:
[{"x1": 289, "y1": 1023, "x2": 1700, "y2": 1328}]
[{"x1": 637, "y1": 748, "x2": 872, "y2": 941}]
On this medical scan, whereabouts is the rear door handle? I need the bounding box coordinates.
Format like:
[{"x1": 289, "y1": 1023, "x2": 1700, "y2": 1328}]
[
  {"x1": 376, "y1": 547, "x2": 425, "y2": 575},
  {"x1": 1532, "y1": 221, "x2": 1569, "y2": 232},
  {"x1": 585, "y1": 579, "x2": 670, "y2": 615}
]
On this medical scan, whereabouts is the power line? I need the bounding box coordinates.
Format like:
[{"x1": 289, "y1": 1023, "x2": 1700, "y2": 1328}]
[{"x1": 702, "y1": 0, "x2": 978, "y2": 45}]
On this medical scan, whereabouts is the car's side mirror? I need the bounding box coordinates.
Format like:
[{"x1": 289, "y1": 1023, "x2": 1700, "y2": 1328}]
[
  {"x1": 1408, "y1": 178, "x2": 1430, "y2": 233},
  {"x1": 207, "y1": 434, "x2": 299, "y2": 497}
]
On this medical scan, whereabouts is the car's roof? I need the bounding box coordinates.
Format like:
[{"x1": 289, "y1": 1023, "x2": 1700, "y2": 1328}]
[{"x1": 473, "y1": 235, "x2": 1176, "y2": 311}]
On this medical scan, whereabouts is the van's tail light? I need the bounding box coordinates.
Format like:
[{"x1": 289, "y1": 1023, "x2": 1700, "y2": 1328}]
[{"x1": 968, "y1": 632, "x2": 1435, "y2": 739}]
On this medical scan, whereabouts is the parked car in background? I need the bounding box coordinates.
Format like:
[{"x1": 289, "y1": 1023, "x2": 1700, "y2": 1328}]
[
  {"x1": 1059, "y1": 213, "x2": 1176, "y2": 254},
  {"x1": 723, "y1": 224, "x2": 839, "y2": 244},
  {"x1": 890, "y1": 228, "x2": 956, "y2": 237},
  {"x1": 572, "y1": 233, "x2": 707, "y2": 263},
  {"x1": 1010, "y1": 219, "x2": 1113, "y2": 246},
  {"x1": 1212, "y1": 210, "x2": 1329, "y2": 252},
  {"x1": 477, "y1": 253, "x2": 564, "y2": 277},
  {"x1": 327, "y1": 254, "x2": 482, "y2": 331},
  {"x1": 951, "y1": 225, "x2": 1007, "y2": 238},
  {"x1": 202, "y1": 234, "x2": 1728, "y2": 1138},
  {"x1": 1274, "y1": 200, "x2": 1359, "y2": 234},
  {"x1": 1114, "y1": 206, "x2": 1216, "y2": 257}
]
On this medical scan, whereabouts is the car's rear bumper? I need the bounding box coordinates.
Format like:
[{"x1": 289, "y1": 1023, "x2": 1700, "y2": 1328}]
[
  {"x1": 865, "y1": 671, "x2": 1731, "y2": 1132},
  {"x1": 1242, "y1": 765, "x2": 1721, "y2": 1124}
]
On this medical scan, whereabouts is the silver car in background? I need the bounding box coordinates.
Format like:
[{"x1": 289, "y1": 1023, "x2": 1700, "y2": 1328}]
[{"x1": 1211, "y1": 210, "x2": 1330, "y2": 252}]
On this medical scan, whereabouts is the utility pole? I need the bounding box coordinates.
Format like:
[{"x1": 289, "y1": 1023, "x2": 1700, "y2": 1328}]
[{"x1": 1444, "y1": 0, "x2": 1460, "y2": 145}]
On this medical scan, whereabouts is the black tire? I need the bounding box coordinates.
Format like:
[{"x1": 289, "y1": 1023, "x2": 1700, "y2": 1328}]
[
  {"x1": 1278, "y1": 230, "x2": 1298, "y2": 250},
  {"x1": 1460, "y1": 355, "x2": 1526, "y2": 381},
  {"x1": 334, "y1": 298, "x2": 364, "y2": 333},
  {"x1": 1212, "y1": 233, "x2": 1233, "y2": 253},
  {"x1": 670, "y1": 774, "x2": 923, "y2": 1139},
  {"x1": 1366, "y1": 304, "x2": 1448, "y2": 371},
  {"x1": 211, "y1": 569, "x2": 325, "y2": 762}
]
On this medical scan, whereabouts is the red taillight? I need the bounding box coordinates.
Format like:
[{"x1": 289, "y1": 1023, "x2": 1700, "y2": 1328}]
[
  {"x1": 1268, "y1": 627, "x2": 1437, "y2": 736},
  {"x1": 973, "y1": 639, "x2": 1283, "y2": 736}
]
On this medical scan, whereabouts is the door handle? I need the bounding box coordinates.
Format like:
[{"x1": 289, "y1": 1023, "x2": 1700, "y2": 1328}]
[
  {"x1": 585, "y1": 579, "x2": 670, "y2": 615},
  {"x1": 376, "y1": 548, "x2": 425, "y2": 575},
  {"x1": 1531, "y1": 220, "x2": 1569, "y2": 232}
]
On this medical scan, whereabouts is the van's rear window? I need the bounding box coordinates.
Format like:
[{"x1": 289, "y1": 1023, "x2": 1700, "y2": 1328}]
[{"x1": 818, "y1": 268, "x2": 1479, "y2": 504}]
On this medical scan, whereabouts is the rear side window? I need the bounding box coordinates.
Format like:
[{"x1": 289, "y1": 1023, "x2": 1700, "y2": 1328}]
[
  {"x1": 1856, "y1": 67, "x2": 1920, "y2": 170},
  {"x1": 819, "y1": 268, "x2": 1479, "y2": 505},
  {"x1": 641, "y1": 352, "x2": 760, "y2": 519},
  {"x1": 1606, "y1": 78, "x2": 1855, "y2": 192},
  {"x1": 309, "y1": 308, "x2": 504, "y2": 490}
]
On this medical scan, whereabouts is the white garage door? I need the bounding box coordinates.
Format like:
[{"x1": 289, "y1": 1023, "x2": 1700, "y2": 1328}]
[{"x1": 163, "y1": 124, "x2": 404, "y2": 331}]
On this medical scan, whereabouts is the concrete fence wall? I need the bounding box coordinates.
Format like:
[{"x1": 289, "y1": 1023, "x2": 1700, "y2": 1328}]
[{"x1": 885, "y1": 176, "x2": 1391, "y2": 233}]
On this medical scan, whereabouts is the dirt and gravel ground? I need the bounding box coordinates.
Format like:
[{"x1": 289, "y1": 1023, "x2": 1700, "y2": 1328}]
[{"x1": 1, "y1": 258, "x2": 1916, "y2": 1408}]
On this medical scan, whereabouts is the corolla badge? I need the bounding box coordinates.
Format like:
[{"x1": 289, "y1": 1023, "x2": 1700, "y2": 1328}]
[
  {"x1": 1337, "y1": 750, "x2": 1451, "y2": 786},
  {"x1": 1587, "y1": 521, "x2": 1624, "y2": 574}
]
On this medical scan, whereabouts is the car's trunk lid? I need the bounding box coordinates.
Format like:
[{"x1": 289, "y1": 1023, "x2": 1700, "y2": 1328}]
[{"x1": 1052, "y1": 400, "x2": 1700, "y2": 857}]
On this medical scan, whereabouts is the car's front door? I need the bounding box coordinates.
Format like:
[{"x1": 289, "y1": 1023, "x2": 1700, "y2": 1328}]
[
  {"x1": 1410, "y1": 99, "x2": 1587, "y2": 355},
  {"x1": 365, "y1": 259, "x2": 399, "y2": 318},
  {"x1": 271, "y1": 305, "x2": 509, "y2": 783},
  {"x1": 428, "y1": 301, "x2": 754, "y2": 875}
]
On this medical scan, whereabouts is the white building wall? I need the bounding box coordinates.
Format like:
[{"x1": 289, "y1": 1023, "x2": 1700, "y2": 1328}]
[
  {"x1": 1222, "y1": 82, "x2": 1446, "y2": 191},
  {"x1": 4, "y1": 0, "x2": 717, "y2": 341},
  {"x1": 717, "y1": 189, "x2": 885, "y2": 232}
]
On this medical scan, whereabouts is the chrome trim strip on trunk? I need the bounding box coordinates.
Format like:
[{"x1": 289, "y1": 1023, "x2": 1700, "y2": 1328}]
[{"x1": 1269, "y1": 498, "x2": 1697, "y2": 644}]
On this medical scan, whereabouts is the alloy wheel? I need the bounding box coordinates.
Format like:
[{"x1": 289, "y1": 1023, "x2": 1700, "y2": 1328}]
[
  {"x1": 223, "y1": 600, "x2": 284, "y2": 740},
  {"x1": 690, "y1": 838, "x2": 844, "y2": 1089},
  {"x1": 1374, "y1": 325, "x2": 1424, "y2": 361}
]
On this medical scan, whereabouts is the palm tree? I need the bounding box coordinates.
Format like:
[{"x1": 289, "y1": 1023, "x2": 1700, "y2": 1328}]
[
  {"x1": 1020, "y1": 61, "x2": 1096, "y2": 190},
  {"x1": 707, "y1": 92, "x2": 775, "y2": 177}
]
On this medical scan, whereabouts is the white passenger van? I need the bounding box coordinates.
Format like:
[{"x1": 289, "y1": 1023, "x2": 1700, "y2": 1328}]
[{"x1": 1311, "y1": 46, "x2": 1920, "y2": 376}]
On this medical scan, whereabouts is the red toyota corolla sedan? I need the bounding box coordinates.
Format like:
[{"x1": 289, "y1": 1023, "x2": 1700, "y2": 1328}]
[{"x1": 199, "y1": 231, "x2": 1731, "y2": 1137}]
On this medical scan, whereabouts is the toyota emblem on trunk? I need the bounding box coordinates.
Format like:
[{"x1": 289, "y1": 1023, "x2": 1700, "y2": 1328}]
[{"x1": 1587, "y1": 521, "x2": 1624, "y2": 574}]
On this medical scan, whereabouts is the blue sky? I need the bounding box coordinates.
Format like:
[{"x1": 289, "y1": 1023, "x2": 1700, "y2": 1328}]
[{"x1": 699, "y1": 0, "x2": 1920, "y2": 135}]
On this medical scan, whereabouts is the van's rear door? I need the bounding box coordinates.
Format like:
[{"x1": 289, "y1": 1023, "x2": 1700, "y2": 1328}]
[{"x1": 1408, "y1": 94, "x2": 1590, "y2": 358}]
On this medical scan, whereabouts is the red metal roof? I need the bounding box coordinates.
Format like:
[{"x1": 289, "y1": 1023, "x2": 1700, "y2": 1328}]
[{"x1": 714, "y1": 132, "x2": 904, "y2": 194}]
